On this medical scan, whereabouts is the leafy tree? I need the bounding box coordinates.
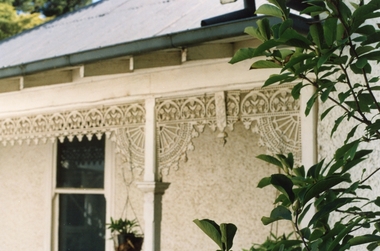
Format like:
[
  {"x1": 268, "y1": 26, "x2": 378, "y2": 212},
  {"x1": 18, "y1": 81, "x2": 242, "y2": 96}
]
[
  {"x1": 0, "y1": 2, "x2": 44, "y2": 40},
  {"x1": 0, "y1": 0, "x2": 92, "y2": 40},
  {"x1": 197, "y1": 0, "x2": 380, "y2": 250},
  {"x1": 10, "y1": 0, "x2": 92, "y2": 16}
]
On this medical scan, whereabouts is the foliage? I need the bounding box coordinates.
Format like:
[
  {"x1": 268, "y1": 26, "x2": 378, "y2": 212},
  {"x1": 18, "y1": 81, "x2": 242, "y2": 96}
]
[
  {"x1": 0, "y1": 2, "x2": 44, "y2": 40},
  {"x1": 193, "y1": 219, "x2": 237, "y2": 251},
  {"x1": 4, "y1": 0, "x2": 92, "y2": 17},
  {"x1": 107, "y1": 217, "x2": 141, "y2": 236},
  {"x1": 244, "y1": 233, "x2": 301, "y2": 251},
  {"x1": 0, "y1": 0, "x2": 92, "y2": 40},
  {"x1": 38, "y1": 0, "x2": 92, "y2": 17},
  {"x1": 227, "y1": 0, "x2": 380, "y2": 250}
]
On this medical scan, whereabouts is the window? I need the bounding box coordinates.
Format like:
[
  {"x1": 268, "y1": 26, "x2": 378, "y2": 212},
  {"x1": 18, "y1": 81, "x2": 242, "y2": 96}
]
[{"x1": 54, "y1": 135, "x2": 106, "y2": 251}]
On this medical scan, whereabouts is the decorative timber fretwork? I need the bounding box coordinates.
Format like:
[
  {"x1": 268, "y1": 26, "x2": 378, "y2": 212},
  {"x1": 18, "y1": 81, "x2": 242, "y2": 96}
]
[
  {"x1": 0, "y1": 86, "x2": 300, "y2": 176},
  {"x1": 158, "y1": 86, "x2": 300, "y2": 174},
  {"x1": 0, "y1": 103, "x2": 145, "y2": 146}
]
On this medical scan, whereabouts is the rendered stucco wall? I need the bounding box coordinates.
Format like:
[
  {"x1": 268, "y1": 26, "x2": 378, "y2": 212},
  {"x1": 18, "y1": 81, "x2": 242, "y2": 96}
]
[
  {"x1": 113, "y1": 153, "x2": 144, "y2": 233},
  {"x1": 317, "y1": 79, "x2": 380, "y2": 250},
  {"x1": 0, "y1": 143, "x2": 52, "y2": 250},
  {"x1": 160, "y1": 123, "x2": 290, "y2": 251}
]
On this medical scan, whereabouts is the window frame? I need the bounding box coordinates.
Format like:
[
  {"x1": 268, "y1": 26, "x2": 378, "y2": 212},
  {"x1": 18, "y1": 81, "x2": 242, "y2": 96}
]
[{"x1": 49, "y1": 136, "x2": 115, "y2": 251}]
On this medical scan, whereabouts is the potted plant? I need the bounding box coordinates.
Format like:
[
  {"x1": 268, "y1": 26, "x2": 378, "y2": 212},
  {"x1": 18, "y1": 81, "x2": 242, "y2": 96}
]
[{"x1": 107, "y1": 217, "x2": 143, "y2": 251}]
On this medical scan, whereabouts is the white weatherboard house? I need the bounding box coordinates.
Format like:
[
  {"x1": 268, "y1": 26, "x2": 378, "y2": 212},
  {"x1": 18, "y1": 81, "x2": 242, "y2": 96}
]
[{"x1": 0, "y1": 0, "x2": 314, "y2": 250}]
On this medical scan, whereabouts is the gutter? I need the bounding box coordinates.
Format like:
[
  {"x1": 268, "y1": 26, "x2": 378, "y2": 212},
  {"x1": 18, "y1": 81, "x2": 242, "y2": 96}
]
[{"x1": 0, "y1": 15, "x2": 309, "y2": 80}]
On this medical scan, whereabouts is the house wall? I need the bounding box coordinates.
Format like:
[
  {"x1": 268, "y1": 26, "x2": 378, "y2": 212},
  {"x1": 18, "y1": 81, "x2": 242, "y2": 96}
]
[
  {"x1": 161, "y1": 124, "x2": 287, "y2": 251},
  {"x1": 0, "y1": 143, "x2": 53, "y2": 250},
  {"x1": 0, "y1": 57, "x2": 301, "y2": 251},
  {"x1": 0, "y1": 126, "x2": 290, "y2": 251}
]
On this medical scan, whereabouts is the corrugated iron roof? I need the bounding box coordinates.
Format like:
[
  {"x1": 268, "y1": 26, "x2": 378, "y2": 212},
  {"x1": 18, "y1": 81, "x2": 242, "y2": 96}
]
[{"x1": 0, "y1": 0, "x2": 245, "y2": 69}]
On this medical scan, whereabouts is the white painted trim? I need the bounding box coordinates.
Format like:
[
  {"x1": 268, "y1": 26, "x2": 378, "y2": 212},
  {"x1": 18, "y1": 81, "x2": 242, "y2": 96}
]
[
  {"x1": 300, "y1": 85, "x2": 318, "y2": 226},
  {"x1": 52, "y1": 195, "x2": 59, "y2": 251},
  {"x1": 52, "y1": 140, "x2": 59, "y2": 251},
  {"x1": 0, "y1": 58, "x2": 278, "y2": 118},
  {"x1": 0, "y1": 80, "x2": 268, "y2": 120},
  {"x1": 51, "y1": 137, "x2": 113, "y2": 251},
  {"x1": 104, "y1": 137, "x2": 116, "y2": 251},
  {"x1": 54, "y1": 188, "x2": 105, "y2": 194},
  {"x1": 144, "y1": 97, "x2": 158, "y2": 182},
  {"x1": 44, "y1": 142, "x2": 55, "y2": 251},
  {"x1": 300, "y1": 85, "x2": 318, "y2": 168}
]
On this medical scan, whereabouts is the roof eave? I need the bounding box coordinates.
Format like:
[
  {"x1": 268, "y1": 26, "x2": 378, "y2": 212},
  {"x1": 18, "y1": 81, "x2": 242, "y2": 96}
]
[{"x1": 0, "y1": 15, "x2": 309, "y2": 80}]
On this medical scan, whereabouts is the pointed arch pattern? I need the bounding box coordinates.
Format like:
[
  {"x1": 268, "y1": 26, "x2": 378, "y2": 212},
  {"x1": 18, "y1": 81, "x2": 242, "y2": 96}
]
[{"x1": 0, "y1": 86, "x2": 300, "y2": 174}]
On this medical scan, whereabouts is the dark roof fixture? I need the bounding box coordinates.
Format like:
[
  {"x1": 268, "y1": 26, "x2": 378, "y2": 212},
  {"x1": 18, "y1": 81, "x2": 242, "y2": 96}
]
[
  {"x1": 201, "y1": 0, "x2": 256, "y2": 26},
  {"x1": 201, "y1": 0, "x2": 311, "y2": 27}
]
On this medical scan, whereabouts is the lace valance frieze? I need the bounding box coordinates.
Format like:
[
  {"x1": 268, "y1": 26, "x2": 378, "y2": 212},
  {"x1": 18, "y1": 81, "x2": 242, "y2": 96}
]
[
  {"x1": 0, "y1": 86, "x2": 301, "y2": 175},
  {"x1": 0, "y1": 103, "x2": 145, "y2": 146}
]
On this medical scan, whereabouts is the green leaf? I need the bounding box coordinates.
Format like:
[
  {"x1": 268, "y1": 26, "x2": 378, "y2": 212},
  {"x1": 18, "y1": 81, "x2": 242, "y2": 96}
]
[
  {"x1": 257, "y1": 154, "x2": 283, "y2": 168},
  {"x1": 255, "y1": 4, "x2": 283, "y2": 18},
  {"x1": 257, "y1": 177, "x2": 271, "y2": 188},
  {"x1": 367, "y1": 242, "x2": 380, "y2": 251},
  {"x1": 291, "y1": 82, "x2": 304, "y2": 99},
  {"x1": 220, "y1": 223, "x2": 237, "y2": 250},
  {"x1": 307, "y1": 159, "x2": 325, "y2": 178},
  {"x1": 369, "y1": 77, "x2": 379, "y2": 83},
  {"x1": 356, "y1": 46, "x2": 375, "y2": 56},
  {"x1": 279, "y1": 19, "x2": 293, "y2": 36},
  {"x1": 263, "y1": 73, "x2": 296, "y2": 87},
  {"x1": 321, "y1": 106, "x2": 335, "y2": 120},
  {"x1": 279, "y1": 29, "x2": 312, "y2": 49},
  {"x1": 330, "y1": 114, "x2": 347, "y2": 137},
  {"x1": 273, "y1": 49, "x2": 293, "y2": 60},
  {"x1": 253, "y1": 39, "x2": 281, "y2": 56},
  {"x1": 355, "y1": 57, "x2": 368, "y2": 69},
  {"x1": 293, "y1": 165, "x2": 305, "y2": 178},
  {"x1": 271, "y1": 174, "x2": 295, "y2": 203},
  {"x1": 335, "y1": 140, "x2": 360, "y2": 161},
  {"x1": 338, "y1": 90, "x2": 351, "y2": 103},
  {"x1": 374, "y1": 197, "x2": 380, "y2": 207},
  {"x1": 337, "y1": 0, "x2": 352, "y2": 22},
  {"x1": 283, "y1": 53, "x2": 315, "y2": 72},
  {"x1": 358, "y1": 93, "x2": 373, "y2": 113},
  {"x1": 361, "y1": 31, "x2": 380, "y2": 45},
  {"x1": 310, "y1": 23, "x2": 323, "y2": 49},
  {"x1": 348, "y1": 235, "x2": 380, "y2": 246},
  {"x1": 301, "y1": 174, "x2": 351, "y2": 205},
  {"x1": 229, "y1": 48, "x2": 257, "y2": 64},
  {"x1": 244, "y1": 26, "x2": 267, "y2": 42},
  {"x1": 323, "y1": 17, "x2": 337, "y2": 46},
  {"x1": 257, "y1": 18, "x2": 272, "y2": 41},
  {"x1": 350, "y1": 63, "x2": 363, "y2": 74},
  {"x1": 308, "y1": 198, "x2": 355, "y2": 226},
  {"x1": 268, "y1": 0, "x2": 288, "y2": 17},
  {"x1": 352, "y1": 0, "x2": 380, "y2": 32},
  {"x1": 261, "y1": 205, "x2": 292, "y2": 225},
  {"x1": 193, "y1": 219, "x2": 223, "y2": 249},
  {"x1": 344, "y1": 124, "x2": 359, "y2": 144},
  {"x1": 298, "y1": 203, "x2": 312, "y2": 223},
  {"x1": 333, "y1": 55, "x2": 348, "y2": 65},
  {"x1": 326, "y1": 219, "x2": 361, "y2": 251},
  {"x1": 250, "y1": 60, "x2": 282, "y2": 69},
  {"x1": 356, "y1": 25, "x2": 376, "y2": 36},
  {"x1": 300, "y1": 5, "x2": 326, "y2": 16},
  {"x1": 320, "y1": 84, "x2": 335, "y2": 102},
  {"x1": 305, "y1": 92, "x2": 318, "y2": 116}
]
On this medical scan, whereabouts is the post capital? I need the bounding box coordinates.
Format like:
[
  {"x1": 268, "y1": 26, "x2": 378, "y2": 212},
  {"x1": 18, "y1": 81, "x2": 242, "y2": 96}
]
[{"x1": 136, "y1": 181, "x2": 170, "y2": 194}]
